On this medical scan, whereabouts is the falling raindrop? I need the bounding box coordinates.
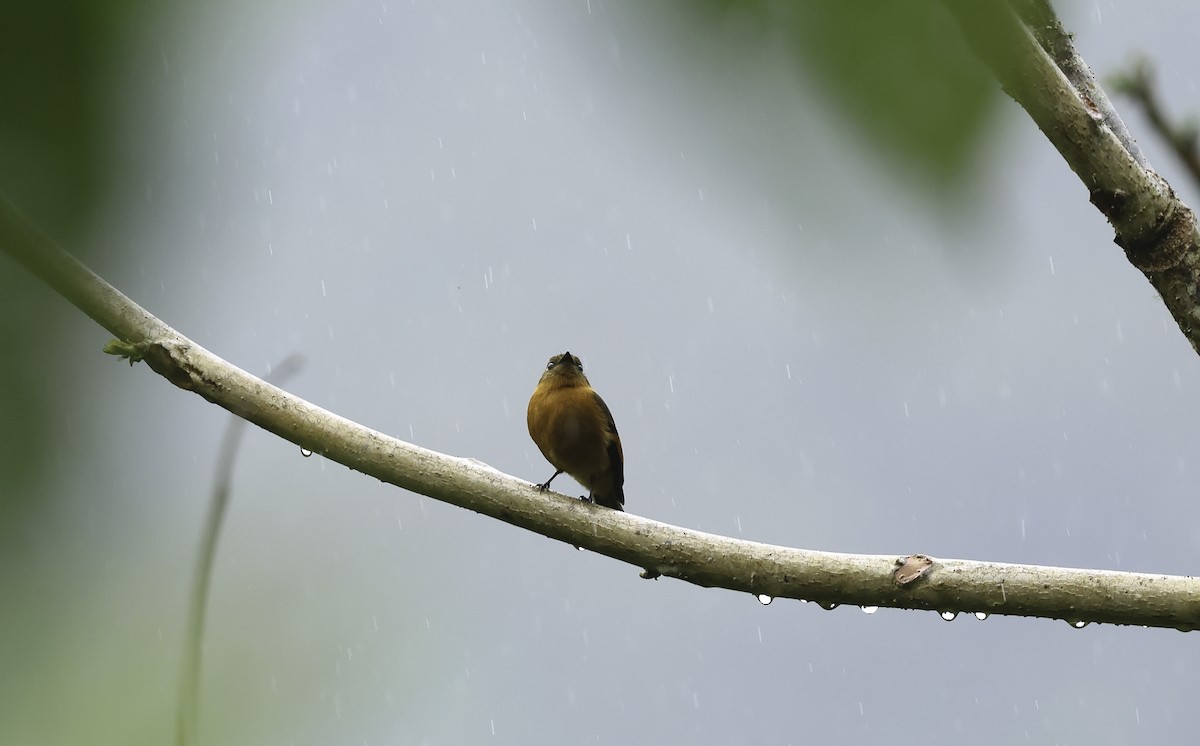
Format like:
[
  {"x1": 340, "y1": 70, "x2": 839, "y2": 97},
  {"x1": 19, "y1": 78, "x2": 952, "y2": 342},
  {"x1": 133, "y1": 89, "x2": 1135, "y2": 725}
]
[
  {"x1": 860, "y1": 606, "x2": 879, "y2": 614},
  {"x1": 974, "y1": 611, "x2": 989, "y2": 621},
  {"x1": 300, "y1": 447, "x2": 313, "y2": 457},
  {"x1": 939, "y1": 610, "x2": 959, "y2": 621},
  {"x1": 757, "y1": 594, "x2": 773, "y2": 605}
]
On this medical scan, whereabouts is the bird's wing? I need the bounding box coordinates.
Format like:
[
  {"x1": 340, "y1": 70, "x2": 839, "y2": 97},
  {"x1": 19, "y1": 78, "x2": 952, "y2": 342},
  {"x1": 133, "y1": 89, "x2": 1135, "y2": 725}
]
[{"x1": 592, "y1": 391, "x2": 623, "y2": 485}]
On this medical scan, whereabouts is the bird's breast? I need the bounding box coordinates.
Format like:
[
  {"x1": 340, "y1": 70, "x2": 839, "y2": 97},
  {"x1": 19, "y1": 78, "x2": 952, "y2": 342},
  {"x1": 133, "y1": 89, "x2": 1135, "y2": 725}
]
[{"x1": 528, "y1": 387, "x2": 609, "y2": 474}]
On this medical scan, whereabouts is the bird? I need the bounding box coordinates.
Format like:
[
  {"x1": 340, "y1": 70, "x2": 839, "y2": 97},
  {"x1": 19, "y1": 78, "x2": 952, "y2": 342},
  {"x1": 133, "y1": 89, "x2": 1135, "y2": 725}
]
[{"x1": 527, "y1": 351, "x2": 624, "y2": 511}]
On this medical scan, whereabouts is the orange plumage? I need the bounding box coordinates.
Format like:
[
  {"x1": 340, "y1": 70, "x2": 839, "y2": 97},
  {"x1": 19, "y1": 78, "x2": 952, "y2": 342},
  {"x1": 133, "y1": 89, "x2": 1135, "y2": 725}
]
[{"x1": 527, "y1": 351, "x2": 624, "y2": 511}]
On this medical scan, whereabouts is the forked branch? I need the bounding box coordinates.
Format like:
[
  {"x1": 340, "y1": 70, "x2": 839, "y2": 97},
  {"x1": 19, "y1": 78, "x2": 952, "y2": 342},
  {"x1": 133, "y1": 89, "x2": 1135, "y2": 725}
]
[{"x1": 943, "y1": 0, "x2": 1200, "y2": 352}]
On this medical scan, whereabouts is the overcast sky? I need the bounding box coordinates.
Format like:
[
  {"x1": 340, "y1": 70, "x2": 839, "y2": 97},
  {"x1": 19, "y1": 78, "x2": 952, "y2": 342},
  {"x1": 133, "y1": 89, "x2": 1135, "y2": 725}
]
[{"x1": 7, "y1": 1, "x2": 1200, "y2": 743}]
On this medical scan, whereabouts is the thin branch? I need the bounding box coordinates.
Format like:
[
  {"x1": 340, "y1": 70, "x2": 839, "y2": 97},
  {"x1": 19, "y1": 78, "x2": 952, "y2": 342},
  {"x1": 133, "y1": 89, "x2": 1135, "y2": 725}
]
[
  {"x1": 3, "y1": 195, "x2": 1200, "y2": 632},
  {"x1": 1110, "y1": 58, "x2": 1200, "y2": 190},
  {"x1": 177, "y1": 354, "x2": 304, "y2": 746},
  {"x1": 941, "y1": 1, "x2": 1200, "y2": 354}
]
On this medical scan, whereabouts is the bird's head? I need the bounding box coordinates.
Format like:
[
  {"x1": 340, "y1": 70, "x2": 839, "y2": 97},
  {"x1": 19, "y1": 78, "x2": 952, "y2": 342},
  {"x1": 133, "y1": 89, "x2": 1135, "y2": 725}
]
[{"x1": 539, "y1": 351, "x2": 588, "y2": 387}]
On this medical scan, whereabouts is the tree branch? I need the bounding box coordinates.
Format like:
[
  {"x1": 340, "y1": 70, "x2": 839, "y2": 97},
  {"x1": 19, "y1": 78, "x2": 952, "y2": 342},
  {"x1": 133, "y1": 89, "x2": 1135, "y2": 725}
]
[
  {"x1": 1009, "y1": 0, "x2": 1149, "y2": 169},
  {"x1": 1110, "y1": 58, "x2": 1200, "y2": 191},
  {"x1": 942, "y1": 1, "x2": 1200, "y2": 354},
  {"x1": 3, "y1": 194, "x2": 1200, "y2": 632}
]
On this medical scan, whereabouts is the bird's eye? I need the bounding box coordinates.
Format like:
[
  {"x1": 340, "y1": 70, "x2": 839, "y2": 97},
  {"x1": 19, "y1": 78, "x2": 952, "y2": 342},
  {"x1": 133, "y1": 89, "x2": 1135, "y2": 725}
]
[{"x1": 545, "y1": 360, "x2": 555, "y2": 370}]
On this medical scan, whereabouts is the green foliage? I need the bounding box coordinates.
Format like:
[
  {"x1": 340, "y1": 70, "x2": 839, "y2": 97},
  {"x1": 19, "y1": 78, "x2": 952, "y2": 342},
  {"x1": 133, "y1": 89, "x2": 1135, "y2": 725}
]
[
  {"x1": 0, "y1": 1, "x2": 108, "y2": 232},
  {"x1": 696, "y1": 0, "x2": 1000, "y2": 189},
  {"x1": 0, "y1": 0, "x2": 153, "y2": 512}
]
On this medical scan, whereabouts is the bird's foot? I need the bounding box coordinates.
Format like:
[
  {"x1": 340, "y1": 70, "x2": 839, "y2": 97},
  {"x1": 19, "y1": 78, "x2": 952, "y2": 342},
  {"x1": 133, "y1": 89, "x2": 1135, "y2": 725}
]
[{"x1": 536, "y1": 470, "x2": 563, "y2": 492}]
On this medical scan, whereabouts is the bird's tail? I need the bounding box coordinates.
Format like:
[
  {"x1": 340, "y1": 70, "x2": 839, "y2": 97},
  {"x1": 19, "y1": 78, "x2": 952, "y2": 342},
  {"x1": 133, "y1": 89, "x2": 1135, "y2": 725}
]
[{"x1": 591, "y1": 487, "x2": 624, "y2": 511}]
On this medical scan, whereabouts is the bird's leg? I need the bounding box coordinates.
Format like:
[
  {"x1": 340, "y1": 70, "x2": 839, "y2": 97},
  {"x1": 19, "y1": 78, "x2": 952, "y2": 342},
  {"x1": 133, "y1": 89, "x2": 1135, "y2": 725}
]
[{"x1": 537, "y1": 470, "x2": 563, "y2": 491}]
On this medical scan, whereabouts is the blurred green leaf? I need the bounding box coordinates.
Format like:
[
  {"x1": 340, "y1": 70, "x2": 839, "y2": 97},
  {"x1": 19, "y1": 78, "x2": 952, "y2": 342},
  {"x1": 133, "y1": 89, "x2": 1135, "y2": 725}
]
[
  {"x1": 694, "y1": 0, "x2": 1000, "y2": 190},
  {"x1": 0, "y1": 0, "x2": 150, "y2": 513}
]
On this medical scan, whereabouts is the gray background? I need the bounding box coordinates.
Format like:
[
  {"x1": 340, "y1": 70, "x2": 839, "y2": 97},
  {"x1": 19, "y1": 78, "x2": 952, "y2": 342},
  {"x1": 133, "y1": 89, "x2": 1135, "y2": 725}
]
[{"x1": 5, "y1": 1, "x2": 1200, "y2": 743}]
